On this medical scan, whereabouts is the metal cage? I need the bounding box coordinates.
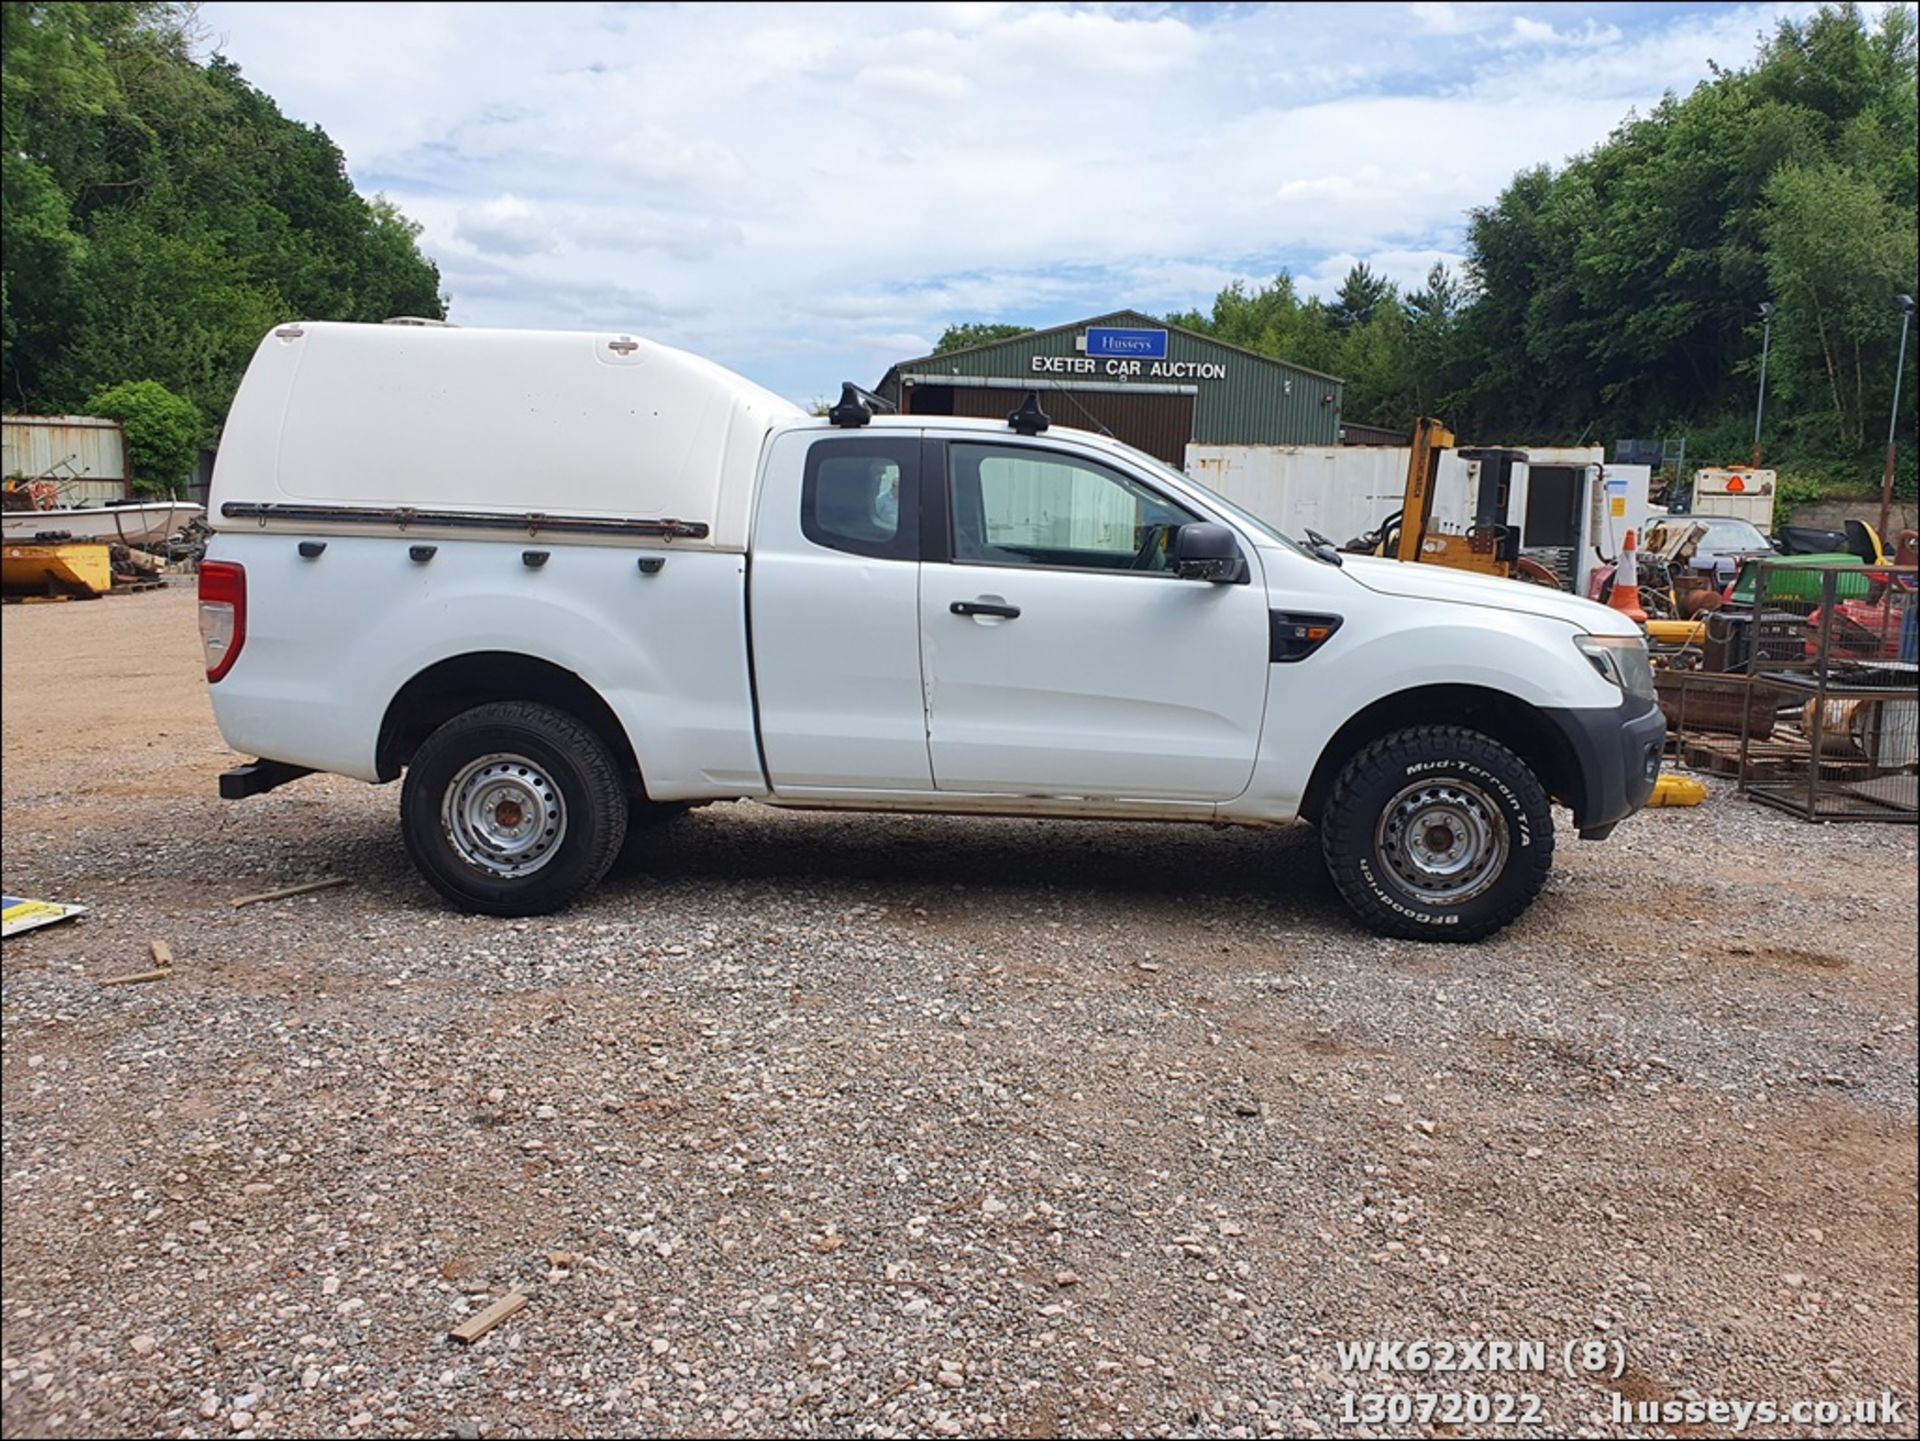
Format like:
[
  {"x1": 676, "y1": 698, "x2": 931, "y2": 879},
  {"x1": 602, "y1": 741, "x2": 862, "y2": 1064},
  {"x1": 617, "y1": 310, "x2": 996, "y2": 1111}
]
[{"x1": 1737, "y1": 561, "x2": 1917, "y2": 822}]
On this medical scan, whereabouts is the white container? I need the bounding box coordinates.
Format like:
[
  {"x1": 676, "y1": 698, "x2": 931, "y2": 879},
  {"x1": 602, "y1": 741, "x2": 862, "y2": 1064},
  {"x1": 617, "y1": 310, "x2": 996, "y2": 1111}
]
[
  {"x1": 1692, "y1": 467, "x2": 1776, "y2": 531},
  {"x1": 1183, "y1": 442, "x2": 1641, "y2": 596}
]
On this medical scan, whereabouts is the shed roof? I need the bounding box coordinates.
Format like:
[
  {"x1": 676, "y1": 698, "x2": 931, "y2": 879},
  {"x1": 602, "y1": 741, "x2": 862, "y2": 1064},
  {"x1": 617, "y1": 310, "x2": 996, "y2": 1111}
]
[{"x1": 877, "y1": 308, "x2": 1345, "y2": 391}]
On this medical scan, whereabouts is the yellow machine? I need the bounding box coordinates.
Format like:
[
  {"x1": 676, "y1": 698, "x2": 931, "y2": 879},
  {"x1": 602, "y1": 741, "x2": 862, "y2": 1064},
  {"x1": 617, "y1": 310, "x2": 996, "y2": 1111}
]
[
  {"x1": 1647, "y1": 774, "x2": 1707, "y2": 807},
  {"x1": 1644, "y1": 617, "x2": 1707, "y2": 647},
  {"x1": 1363, "y1": 417, "x2": 1560, "y2": 586},
  {"x1": 1, "y1": 541, "x2": 113, "y2": 599},
  {"x1": 1396, "y1": 418, "x2": 1497, "y2": 576}
]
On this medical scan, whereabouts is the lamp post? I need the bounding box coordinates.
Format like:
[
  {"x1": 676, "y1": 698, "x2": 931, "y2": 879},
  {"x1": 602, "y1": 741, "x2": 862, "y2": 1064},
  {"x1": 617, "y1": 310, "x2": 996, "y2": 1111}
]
[
  {"x1": 1884, "y1": 294, "x2": 1916, "y2": 542},
  {"x1": 1752, "y1": 300, "x2": 1775, "y2": 468}
]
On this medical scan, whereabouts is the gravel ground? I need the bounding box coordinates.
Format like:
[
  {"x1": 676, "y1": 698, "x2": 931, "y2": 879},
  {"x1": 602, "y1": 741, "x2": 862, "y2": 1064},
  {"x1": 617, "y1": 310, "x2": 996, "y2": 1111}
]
[{"x1": 3, "y1": 587, "x2": 1916, "y2": 1440}]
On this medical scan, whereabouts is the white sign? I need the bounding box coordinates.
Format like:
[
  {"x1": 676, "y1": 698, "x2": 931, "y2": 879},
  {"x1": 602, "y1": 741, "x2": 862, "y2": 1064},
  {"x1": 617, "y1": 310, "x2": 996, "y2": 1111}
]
[{"x1": 1032, "y1": 355, "x2": 1226, "y2": 381}]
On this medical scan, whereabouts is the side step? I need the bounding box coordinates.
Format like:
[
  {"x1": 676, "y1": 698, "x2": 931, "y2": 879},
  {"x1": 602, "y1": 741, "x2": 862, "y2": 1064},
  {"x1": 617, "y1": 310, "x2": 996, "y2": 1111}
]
[{"x1": 219, "y1": 760, "x2": 314, "y2": 799}]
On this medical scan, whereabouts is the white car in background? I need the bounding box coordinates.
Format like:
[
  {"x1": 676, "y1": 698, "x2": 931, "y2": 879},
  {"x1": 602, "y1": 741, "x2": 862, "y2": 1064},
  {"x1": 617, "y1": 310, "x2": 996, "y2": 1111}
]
[{"x1": 1652, "y1": 513, "x2": 1775, "y2": 588}]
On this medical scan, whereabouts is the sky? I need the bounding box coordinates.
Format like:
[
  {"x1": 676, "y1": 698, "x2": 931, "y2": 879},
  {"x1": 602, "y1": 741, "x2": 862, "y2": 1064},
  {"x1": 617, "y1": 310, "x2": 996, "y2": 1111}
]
[{"x1": 196, "y1": 0, "x2": 1848, "y2": 405}]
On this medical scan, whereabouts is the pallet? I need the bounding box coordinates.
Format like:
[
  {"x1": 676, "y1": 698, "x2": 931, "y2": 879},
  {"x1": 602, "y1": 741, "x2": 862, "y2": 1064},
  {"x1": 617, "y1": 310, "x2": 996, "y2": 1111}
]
[
  {"x1": 1678, "y1": 732, "x2": 1774, "y2": 777},
  {"x1": 0, "y1": 593, "x2": 79, "y2": 605},
  {"x1": 1679, "y1": 730, "x2": 1879, "y2": 781},
  {"x1": 107, "y1": 578, "x2": 167, "y2": 595}
]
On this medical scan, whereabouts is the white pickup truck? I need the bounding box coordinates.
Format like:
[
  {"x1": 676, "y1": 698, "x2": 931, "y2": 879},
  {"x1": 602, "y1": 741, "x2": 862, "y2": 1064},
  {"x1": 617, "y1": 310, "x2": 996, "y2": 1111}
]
[{"x1": 202, "y1": 322, "x2": 1663, "y2": 940}]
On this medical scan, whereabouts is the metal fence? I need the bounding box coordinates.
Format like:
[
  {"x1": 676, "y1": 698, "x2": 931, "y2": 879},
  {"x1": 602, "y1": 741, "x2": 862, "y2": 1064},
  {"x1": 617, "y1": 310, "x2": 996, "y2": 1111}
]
[
  {"x1": 1, "y1": 415, "x2": 132, "y2": 504},
  {"x1": 1734, "y1": 561, "x2": 1918, "y2": 822}
]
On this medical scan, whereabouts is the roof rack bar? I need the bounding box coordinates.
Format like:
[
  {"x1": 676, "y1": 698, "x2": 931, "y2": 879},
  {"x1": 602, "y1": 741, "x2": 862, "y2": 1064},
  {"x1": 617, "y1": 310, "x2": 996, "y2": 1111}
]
[
  {"x1": 1008, "y1": 391, "x2": 1050, "y2": 436},
  {"x1": 219, "y1": 501, "x2": 708, "y2": 541},
  {"x1": 827, "y1": 380, "x2": 897, "y2": 428}
]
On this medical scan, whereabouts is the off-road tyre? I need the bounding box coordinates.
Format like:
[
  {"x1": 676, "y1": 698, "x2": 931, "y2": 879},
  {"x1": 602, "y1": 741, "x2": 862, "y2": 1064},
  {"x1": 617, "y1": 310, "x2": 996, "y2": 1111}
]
[{"x1": 1320, "y1": 725, "x2": 1553, "y2": 942}]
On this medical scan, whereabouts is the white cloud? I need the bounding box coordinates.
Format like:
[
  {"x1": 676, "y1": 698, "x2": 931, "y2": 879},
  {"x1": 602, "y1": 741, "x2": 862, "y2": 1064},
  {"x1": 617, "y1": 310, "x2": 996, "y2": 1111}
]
[
  {"x1": 197, "y1": 0, "x2": 1838, "y2": 401},
  {"x1": 854, "y1": 63, "x2": 974, "y2": 102},
  {"x1": 573, "y1": 212, "x2": 745, "y2": 262},
  {"x1": 1408, "y1": 2, "x2": 1468, "y2": 34},
  {"x1": 609, "y1": 126, "x2": 748, "y2": 191},
  {"x1": 1505, "y1": 14, "x2": 1625, "y2": 50},
  {"x1": 1296, "y1": 248, "x2": 1468, "y2": 301},
  {"x1": 452, "y1": 195, "x2": 555, "y2": 258}
]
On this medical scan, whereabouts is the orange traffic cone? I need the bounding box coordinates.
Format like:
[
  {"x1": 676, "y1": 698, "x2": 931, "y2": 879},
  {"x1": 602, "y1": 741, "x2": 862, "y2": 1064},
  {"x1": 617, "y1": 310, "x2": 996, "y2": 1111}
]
[{"x1": 1608, "y1": 529, "x2": 1648, "y2": 624}]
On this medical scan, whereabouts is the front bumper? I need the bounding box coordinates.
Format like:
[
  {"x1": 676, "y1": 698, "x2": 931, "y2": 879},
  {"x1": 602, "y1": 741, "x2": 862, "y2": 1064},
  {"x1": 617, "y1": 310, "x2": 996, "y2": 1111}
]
[{"x1": 1541, "y1": 695, "x2": 1666, "y2": 840}]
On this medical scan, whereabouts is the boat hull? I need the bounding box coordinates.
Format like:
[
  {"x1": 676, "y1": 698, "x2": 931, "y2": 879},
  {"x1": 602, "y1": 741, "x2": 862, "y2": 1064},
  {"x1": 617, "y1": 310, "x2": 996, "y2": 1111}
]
[{"x1": 1, "y1": 502, "x2": 203, "y2": 546}]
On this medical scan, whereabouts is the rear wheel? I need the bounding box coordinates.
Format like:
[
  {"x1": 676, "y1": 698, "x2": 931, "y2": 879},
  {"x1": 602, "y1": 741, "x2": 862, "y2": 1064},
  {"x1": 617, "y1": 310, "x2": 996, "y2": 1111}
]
[
  {"x1": 400, "y1": 701, "x2": 627, "y2": 916},
  {"x1": 1320, "y1": 725, "x2": 1553, "y2": 942}
]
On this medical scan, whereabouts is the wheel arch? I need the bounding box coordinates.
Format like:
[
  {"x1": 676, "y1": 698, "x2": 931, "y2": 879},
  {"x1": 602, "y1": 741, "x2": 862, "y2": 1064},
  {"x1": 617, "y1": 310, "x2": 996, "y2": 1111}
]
[
  {"x1": 376, "y1": 652, "x2": 642, "y2": 790},
  {"x1": 1299, "y1": 683, "x2": 1581, "y2": 825}
]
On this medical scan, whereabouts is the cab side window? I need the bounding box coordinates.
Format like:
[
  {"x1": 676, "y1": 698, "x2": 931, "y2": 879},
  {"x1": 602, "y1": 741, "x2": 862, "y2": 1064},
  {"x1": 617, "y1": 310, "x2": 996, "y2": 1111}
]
[
  {"x1": 801, "y1": 437, "x2": 919, "y2": 561},
  {"x1": 948, "y1": 442, "x2": 1199, "y2": 574}
]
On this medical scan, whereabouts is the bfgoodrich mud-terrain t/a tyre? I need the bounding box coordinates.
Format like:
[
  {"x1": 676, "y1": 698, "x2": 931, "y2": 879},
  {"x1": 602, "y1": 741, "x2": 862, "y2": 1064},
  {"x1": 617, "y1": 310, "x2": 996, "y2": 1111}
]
[
  {"x1": 1320, "y1": 725, "x2": 1554, "y2": 942},
  {"x1": 401, "y1": 702, "x2": 628, "y2": 917}
]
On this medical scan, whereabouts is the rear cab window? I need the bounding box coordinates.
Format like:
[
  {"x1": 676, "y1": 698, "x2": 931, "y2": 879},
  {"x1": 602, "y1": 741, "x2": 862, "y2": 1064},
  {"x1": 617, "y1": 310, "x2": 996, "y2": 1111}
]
[{"x1": 801, "y1": 437, "x2": 919, "y2": 561}]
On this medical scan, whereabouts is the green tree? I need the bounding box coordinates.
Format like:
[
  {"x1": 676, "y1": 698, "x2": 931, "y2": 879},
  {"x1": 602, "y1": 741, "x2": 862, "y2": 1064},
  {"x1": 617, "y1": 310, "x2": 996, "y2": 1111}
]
[
  {"x1": 933, "y1": 322, "x2": 1028, "y2": 353},
  {"x1": 1338, "y1": 304, "x2": 1418, "y2": 428},
  {"x1": 1160, "y1": 5, "x2": 1914, "y2": 465},
  {"x1": 85, "y1": 377, "x2": 200, "y2": 493},
  {"x1": 1329, "y1": 262, "x2": 1393, "y2": 332},
  {"x1": 1760, "y1": 160, "x2": 1917, "y2": 449},
  {"x1": 1402, "y1": 263, "x2": 1464, "y2": 418},
  {"x1": 2, "y1": 1, "x2": 444, "y2": 424},
  {"x1": 1446, "y1": 0, "x2": 1915, "y2": 477},
  {"x1": 1, "y1": 0, "x2": 118, "y2": 405},
  {"x1": 1168, "y1": 274, "x2": 1342, "y2": 376}
]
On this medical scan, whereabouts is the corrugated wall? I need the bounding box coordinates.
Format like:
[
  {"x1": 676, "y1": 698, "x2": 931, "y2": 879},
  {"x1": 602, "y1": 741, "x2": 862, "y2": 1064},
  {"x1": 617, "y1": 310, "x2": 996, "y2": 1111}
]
[
  {"x1": 2, "y1": 416, "x2": 131, "y2": 503},
  {"x1": 886, "y1": 311, "x2": 1342, "y2": 446},
  {"x1": 1193, "y1": 345, "x2": 1340, "y2": 446}
]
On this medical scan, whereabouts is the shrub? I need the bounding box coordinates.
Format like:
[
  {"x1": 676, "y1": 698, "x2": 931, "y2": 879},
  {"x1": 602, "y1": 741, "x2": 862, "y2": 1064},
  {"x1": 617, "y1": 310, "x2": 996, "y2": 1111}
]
[
  {"x1": 1772, "y1": 472, "x2": 1834, "y2": 521},
  {"x1": 83, "y1": 380, "x2": 202, "y2": 495}
]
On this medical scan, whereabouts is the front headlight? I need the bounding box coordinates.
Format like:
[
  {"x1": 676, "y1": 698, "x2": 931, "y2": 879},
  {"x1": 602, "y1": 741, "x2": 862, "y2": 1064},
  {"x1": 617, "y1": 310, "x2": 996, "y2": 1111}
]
[{"x1": 1574, "y1": 634, "x2": 1655, "y2": 701}]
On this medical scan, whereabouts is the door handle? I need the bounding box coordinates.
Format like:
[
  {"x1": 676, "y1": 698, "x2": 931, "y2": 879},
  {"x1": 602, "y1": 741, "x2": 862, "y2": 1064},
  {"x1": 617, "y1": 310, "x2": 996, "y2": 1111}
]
[{"x1": 951, "y1": 600, "x2": 1021, "y2": 619}]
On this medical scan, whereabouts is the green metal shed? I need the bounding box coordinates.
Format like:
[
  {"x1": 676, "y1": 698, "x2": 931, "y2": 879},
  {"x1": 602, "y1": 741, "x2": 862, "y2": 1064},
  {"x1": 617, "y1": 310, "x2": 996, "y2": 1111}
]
[{"x1": 875, "y1": 309, "x2": 1344, "y2": 464}]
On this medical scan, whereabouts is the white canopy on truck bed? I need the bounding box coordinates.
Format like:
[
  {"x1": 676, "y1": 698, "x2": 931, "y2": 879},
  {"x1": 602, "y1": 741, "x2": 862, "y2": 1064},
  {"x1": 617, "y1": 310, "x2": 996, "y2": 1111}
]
[{"x1": 211, "y1": 322, "x2": 803, "y2": 551}]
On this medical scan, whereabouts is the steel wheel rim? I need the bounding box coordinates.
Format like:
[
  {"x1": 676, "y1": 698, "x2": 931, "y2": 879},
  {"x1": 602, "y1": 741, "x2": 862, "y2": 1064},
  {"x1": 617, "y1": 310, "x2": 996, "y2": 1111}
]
[
  {"x1": 1375, "y1": 779, "x2": 1509, "y2": 905},
  {"x1": 442, "y1": 752, "x2": 567, "y2": 878}
]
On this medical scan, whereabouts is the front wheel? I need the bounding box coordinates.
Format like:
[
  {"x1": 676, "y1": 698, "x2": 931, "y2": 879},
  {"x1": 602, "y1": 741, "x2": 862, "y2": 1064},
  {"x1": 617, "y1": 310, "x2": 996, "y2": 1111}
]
[
  {"x1": 1319, "y1": 725, "x2": 1553, "y2": 942},
  {"x1": 400, "y1": 701, "x2": 628, "y2": 916}
]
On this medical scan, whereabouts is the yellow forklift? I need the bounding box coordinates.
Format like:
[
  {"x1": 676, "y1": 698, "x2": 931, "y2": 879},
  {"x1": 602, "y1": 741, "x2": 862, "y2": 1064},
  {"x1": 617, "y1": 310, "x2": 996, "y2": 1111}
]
[{"x1": 1348, "y1": 417, "x2": 1562, "y2": 588}]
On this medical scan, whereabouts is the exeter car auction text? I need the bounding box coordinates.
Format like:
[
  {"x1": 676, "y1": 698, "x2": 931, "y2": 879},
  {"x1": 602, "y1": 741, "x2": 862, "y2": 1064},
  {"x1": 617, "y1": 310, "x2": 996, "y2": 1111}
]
[{"x1": 1030, "y1": 355, "x2": 1228, "y2": 380}]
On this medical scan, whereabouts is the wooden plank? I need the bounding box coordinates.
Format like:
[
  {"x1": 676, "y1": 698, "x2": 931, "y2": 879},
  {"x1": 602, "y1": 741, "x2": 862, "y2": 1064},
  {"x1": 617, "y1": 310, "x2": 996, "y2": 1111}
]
[
  {"x1": 229, "y1": 875, "x2": 348, "y2": 909},
  {"x1": 149, "y1": 939, "x2": 173, "y2": 968},
  {"x1": 448, "y1": 1291, "x2": 527, "y2": 1345},
  {"x1": 101, "y1": 968, "x2": 171, "y2": 987}
]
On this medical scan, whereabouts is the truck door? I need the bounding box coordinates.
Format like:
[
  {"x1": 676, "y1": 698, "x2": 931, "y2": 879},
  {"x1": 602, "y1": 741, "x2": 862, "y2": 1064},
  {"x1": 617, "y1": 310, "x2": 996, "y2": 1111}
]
[
  {"x1": 748, "y1": 430, "x2": 934, "y2": 791},
  {"x1": 919, "y1": 439, "x2": 1269, "y2": 801}
]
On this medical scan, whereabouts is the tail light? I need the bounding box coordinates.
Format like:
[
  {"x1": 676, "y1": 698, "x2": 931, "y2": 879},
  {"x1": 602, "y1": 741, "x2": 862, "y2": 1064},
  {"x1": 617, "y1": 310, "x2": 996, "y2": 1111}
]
[{"x1": 199, "y1": 561, "x2": 247, "y2": 682}]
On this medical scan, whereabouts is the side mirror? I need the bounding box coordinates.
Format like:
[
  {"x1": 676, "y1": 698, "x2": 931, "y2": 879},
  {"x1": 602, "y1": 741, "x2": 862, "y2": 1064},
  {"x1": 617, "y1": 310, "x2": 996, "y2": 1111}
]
[{"x1": 1174, "y1": 522, "x2": 1244, "y2": 582}]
